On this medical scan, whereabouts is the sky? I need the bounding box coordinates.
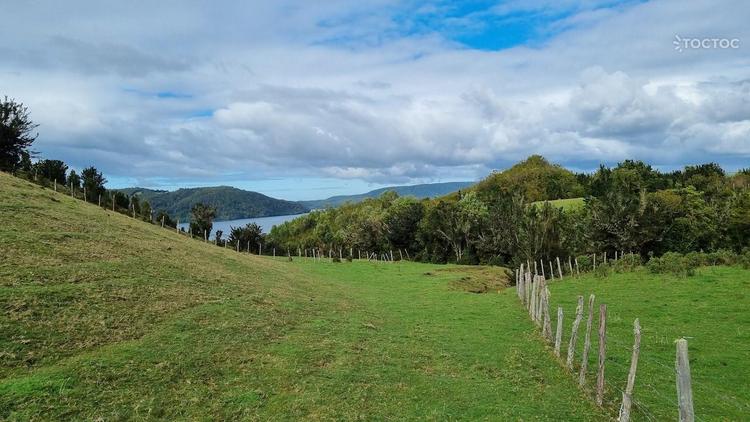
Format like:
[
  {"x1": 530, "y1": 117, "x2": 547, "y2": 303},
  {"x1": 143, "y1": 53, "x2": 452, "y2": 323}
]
[{"x1": 1, "y1": 0, "x2": 748, "y2": 200}]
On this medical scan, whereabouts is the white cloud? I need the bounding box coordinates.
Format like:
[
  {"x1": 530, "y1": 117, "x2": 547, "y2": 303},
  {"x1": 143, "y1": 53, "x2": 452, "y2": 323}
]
[{"x1": 1, "y1": 0, "x2": 749, "y2": 188}]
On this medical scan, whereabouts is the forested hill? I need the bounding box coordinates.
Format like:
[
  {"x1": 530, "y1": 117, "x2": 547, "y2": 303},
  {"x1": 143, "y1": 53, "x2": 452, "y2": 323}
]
[
  {"x1": 120, "y1": 186, "x2": 309, "y2": 220},
  {"x1": 300, "y1": 181, "x2": 475, "y2": 209}
]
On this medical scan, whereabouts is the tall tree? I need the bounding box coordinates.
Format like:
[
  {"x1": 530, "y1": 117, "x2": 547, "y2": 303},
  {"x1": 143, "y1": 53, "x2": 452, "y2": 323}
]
[
  {"x1": 33, "y1": 159, "x2": 68, "y2": 184},
  {"x1": 81, "y1": 166, "x2": 107, "y2": 202},
  {"x1": 190, "y1": 203, "x2": 216, "y2": 239},
  {"x1": 228, "y1": 223, "x2": 264, "y2": 252},
  {"x1": 0, "y1": 97, "x2": 38, "y2": 172},
  {"x1": 68, "y1": 170, "x2": 81, "y2": 191}
]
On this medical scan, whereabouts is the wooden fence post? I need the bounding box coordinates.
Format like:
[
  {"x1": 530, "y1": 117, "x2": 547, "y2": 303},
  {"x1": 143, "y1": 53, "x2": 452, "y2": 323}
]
[
  {"x1": 579, "y1": 294, "x2": 596, "y2": 386},
  {"x1": 676, "y1": 338, "x2": 695, "y2": 422},
  {"x1": 555, "y1": 306, "x2": 564, "y2": 357},
  {"x1": 549, "y1": 261, "x2": 554, "y2": 280},
  {"x1": 568, "y1": 256, "x2": 573, "y2": 276},
  {"x1": 575, "y1": 257, "x2": 580, "y2": 275},
  {"x1": 596, "y1": 304, "x2": 607, "y2": 406},
  {"x1": 618, "y1": 319, "x2": 641, "y2": 422},
  {"x1": 525, "y1": 273, "x2": 531, "y2": 309},
  {"x1": 530, "y1": 277, "x2": 538, "y2": 321},
  {"x1": 540, "y1": 260, "x2": 546, "y2": 278},
  {"x1": 557, "y1": 257, "x2": 563, "y2": 280},
  {"x1": 593, "y1": 253, "x2": 596, "y2": 270},
  {"x1": 567, "y1": 296, "x2": 584, "y2": 370},
  {"x1": 542, "y1": 287, "x2": 552, "y2": 341},
  {"x1": 533, "y1": 277, "x2": 547, "y2": 327}
]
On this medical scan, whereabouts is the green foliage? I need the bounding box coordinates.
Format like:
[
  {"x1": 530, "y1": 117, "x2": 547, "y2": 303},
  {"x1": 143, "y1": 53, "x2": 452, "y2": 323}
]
[
  {"x1": 189, "y1": 203, "x2": 216, "y2": 239},
  {"x1": 0, "y1": 96, "x2": 37, "y2": 172},
  {"x1": 32, "y1": 159, "x2": 68, "y2": 184},
  {"x1": 228, "y1": 222, "x2": 264, "y2": 253},
  {"x1": 474, "y1": 155, "x2": 584, "y2": 202},
  {"x1": 67, "y1": 170, "x2": 81, "y2": 190},
  {"x1": 154, "y1": 210, "x2": 176, "y2": 228},
  {"x1": 121, "y1": 186, "x2": 308, "y2": 221},
  {"x1": 646, "y1": 252, "x2": 700, "y2": 276},
  {"x1": 81, "y1": 166, "x2": 107, "y2": 203}
]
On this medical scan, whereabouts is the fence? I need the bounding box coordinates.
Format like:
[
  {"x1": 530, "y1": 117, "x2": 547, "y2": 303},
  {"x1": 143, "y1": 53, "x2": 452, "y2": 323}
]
[{"x1": 515, "y1": 266, "x2": 698, "y2": 421}]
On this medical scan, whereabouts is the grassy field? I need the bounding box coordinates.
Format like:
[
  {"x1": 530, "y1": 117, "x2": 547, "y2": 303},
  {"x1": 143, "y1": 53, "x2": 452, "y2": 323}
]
[
  {"x1": 0, "y1": 172, "x2": 607, "y2": 420},
  {"x1": 532, "y1": 197, "x2": 585, "y2": 211},
  {"x1": 545, "y1": 267, "x2": 750, "y2": 420}
]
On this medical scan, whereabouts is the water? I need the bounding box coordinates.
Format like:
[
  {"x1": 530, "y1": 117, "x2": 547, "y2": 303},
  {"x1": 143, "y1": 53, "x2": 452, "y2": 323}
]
[{"x1": 178, "y1": 213, "x2": 307, "y2": 239}]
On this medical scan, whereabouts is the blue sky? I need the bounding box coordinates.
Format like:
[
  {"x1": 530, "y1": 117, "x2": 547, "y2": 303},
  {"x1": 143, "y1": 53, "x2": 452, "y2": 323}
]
[{"x1": 2, "y1": 0, "x2": 748, "y2": 200}]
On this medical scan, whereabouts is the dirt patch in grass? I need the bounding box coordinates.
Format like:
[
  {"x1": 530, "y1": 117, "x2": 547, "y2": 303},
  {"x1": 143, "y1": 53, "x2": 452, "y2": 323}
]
[{"x1": 438, "y1": 266, "x2": 510, "y2": 293}]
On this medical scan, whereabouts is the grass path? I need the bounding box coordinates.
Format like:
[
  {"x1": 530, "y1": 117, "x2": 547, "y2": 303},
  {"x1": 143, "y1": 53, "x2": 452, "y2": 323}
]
[{"x1": 0, "y1": 172, "x2": 606, "y2": 420}]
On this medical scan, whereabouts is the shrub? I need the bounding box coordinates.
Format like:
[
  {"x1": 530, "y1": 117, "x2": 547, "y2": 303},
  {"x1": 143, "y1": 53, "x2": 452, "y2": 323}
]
[
  {"x1": 575, "y1": 254, "x2": 593, "y2": 272},
  {"x1": 593, "y1": 263, "x2": 612, "y2": 278},
  {"x1": 705, "y1": 249, "x2": 738, "y2": 266},
  {"x1": 611, "y1": 253, "x2": 641, "y2": 273},
  {"x1": 646, "y1": 252, "x2": 699, "y2": 277}
]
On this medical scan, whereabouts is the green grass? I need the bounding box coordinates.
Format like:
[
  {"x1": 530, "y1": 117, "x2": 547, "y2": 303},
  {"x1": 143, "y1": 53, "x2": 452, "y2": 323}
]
[
  {"x1": 532, "y1": 197, "x2": 585, "y2": 211},
  {"x1": 0, "y1": 172, "x2": 606, "y2": 420},
  {"x1": 546, "y1": 267, "x2": 750, "y2": 420}
]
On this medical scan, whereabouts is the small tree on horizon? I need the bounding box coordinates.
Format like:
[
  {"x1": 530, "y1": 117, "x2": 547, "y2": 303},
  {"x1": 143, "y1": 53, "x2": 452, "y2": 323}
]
[
  {"x1": 33, "y1": 159, "x2": 67, "y2": 184},
  {"x1": 68, "y1": 170, "x2": 81, "y2": 191},
  {"x1": 190, "y1": 203, "x2": 216, "y2": 239},
  {"x1": 81, "y1": 166, "x2": 107, "y2": 202},
  {"x1": 0, "y1": 96, "x2": 38, "y2": 172}
]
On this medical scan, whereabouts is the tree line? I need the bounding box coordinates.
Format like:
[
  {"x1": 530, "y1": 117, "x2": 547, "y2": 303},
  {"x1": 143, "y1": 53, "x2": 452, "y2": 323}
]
[{"x1": 265, "y1": 156, "x2": 750, "y2": 267}]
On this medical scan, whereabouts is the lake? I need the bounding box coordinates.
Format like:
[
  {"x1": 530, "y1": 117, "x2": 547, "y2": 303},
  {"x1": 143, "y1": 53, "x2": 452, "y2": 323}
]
[{"x1": 178, "y1": 213, "x2": 307, "y2": 239}]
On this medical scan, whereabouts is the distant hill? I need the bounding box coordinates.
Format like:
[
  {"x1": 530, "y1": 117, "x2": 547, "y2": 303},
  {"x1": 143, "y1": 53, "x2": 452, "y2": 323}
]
[
  {"x1": 472, "y1": 155, "x2": 584, "y2": 202},
  {"x1": 119, "y1": 186, "x2": 309, "y2": 221},
  {"x1": 300, "y1": 181, "x2": 475, "y2": 209}
]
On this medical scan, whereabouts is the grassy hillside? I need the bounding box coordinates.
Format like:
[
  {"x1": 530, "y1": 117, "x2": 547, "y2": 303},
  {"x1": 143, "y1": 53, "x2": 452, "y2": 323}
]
[
  {"x1": 472, "y1": 155, "x2": 584, "y2": 202},
  {"x1": 121, "y1": 186, "x2": 308, "y2": 220},
  {"x1": 300, "y1": 181, "x2": 474, "y2": 209},
  {"x1": 0, "y1": 172, "x2": 606, "y2": 420},
  {"x1": 532, "y1": 197, "x2": 585, "y2": 211},
  {"x1": 546, "y1": 267, "x2": 750, "y2": 420}
]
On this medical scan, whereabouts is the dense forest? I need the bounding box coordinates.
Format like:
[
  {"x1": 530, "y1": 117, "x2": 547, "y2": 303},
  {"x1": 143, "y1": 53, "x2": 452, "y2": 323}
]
[
  {"x1": 266, "y1": 155, "x2": 750, "y2": 267},
  {"x1": 119, "y1": 186, "x2": 308, "y2": 221}
]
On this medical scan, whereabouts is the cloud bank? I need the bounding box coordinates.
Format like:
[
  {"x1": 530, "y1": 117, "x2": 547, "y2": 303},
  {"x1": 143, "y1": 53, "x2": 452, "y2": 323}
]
[{"x1": 2, "y1": 0, "x2": 749, "y2": 189}]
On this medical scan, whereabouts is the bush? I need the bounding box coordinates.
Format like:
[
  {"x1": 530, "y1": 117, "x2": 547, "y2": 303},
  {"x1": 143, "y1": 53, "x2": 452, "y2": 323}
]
[
  {"x1": 611, "y1": 253, "x2": 641, "y2": 273},
  {"x1": 575, "y1": 254, "x2": 593, "y2": 272},
  {"x1": 739, "y1": 249, "x2": 750, "y2": 269},
  {"x1": 705, "y1": 249, "x2": 738, "y2": 266},
  {"x1": 593, "y1": 263, "x2": 612, "y2": 278},
  {"x1": 646, "y1": 252, "x2": 699, "y2": 277}
]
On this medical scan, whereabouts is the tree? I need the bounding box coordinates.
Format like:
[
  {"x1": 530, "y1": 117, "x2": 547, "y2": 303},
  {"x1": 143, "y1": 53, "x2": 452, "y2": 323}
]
[
  {"x1": 113, "y1": 191, "x2": 130, "y2": 210},
  {"x1": 190, "y1": 203, "x2": 216, "y2": 239},
  {"x1": 141, "y1": 200, "x2": 153, "y2": 222},
  {"x1": 383, "y1": 197, "x2": 424, "y2": 252},
  {"x1": 0, "y1": 97, "x2": 38, "y2": 172},
  {"x1": 154, "y1": 210, "x2": 176, "y2": 228},
  {"x1": 68, "y1": 170, "x2": 81, "y2": 191},
  {"x1": 33, "y1": 159, "x2": 67, "y2": 184},
  {"x1": 228, "y1": 223, "x2": 264, "y2": 253},
  {"x1": 81, "y1": 166, "x2": 107, "y2": 202}
]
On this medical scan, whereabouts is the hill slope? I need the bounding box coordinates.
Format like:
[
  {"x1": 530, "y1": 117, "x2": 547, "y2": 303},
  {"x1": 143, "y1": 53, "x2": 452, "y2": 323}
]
[
  {"x1": 300, "y1": 181, "x2": 474, "y2": 209},
  {"x1": 0, "y1": 171, "x2": 606, "y2": 420},
  {"x1": 121, "y1": 185, "x2": 308, "y2": 220}
]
